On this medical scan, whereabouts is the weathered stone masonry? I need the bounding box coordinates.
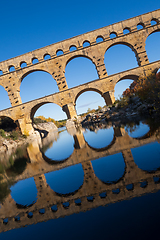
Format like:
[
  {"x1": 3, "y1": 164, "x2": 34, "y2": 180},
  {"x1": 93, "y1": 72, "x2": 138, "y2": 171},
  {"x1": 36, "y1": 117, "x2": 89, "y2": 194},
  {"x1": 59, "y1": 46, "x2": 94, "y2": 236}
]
[{"x1": 0, "y1": 9, "x2": 160, "y2": 134}]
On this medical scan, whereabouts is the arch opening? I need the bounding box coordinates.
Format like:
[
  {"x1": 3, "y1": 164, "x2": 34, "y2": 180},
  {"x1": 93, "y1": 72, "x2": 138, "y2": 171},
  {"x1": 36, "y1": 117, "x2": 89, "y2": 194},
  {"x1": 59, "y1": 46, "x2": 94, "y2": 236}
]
[
  {"x1": 132, "y1": 142, "x2": 160, "y2": 172},
  {"x1": 104, "y1": 43, "x2": 138, "y2": 75},
  {"x1": 32, "y1": 58, "x2": 39, "y2": 64},
  {"x1": 137, "y1": 23, "x2": 145, "y2": 30},
  {"x1": 92, "y1": 153, "x2": 125, "y2": 184},
  {"x1": 110, "y1": 32, "x2": 117, "y2": 39},
  {"x1": 20, "y1": 62, "x2": 27, "y2": 68},
  {"x1": 0, "y1": 70, "x2": 3, "y2": 75},
  {"x1": 44, "y1": 54, "x2": 51, "y2": 60},
  {"x1": 145, "y1": 31, "x2": 160, "y2": 63},
  {"x1": 0, "y1": 116, "x2": 17, "y2": 132},
  {"x1": 56, "y1": 50, "x2": 64, "y2": 56},
  {"x1": 10, "y1": 177, "x2": 37, "y2": 208},
  {"x1": 0, "y1": 85, "x2": 11, "y2": 110},
  {"x1": 151, "y1": 19, "x2": 158, "y2": 26},
  {"x1": 125, "y1": 121, "x2": 150, "y2": 139},
  {"x1": 20, "y1": 71, "x2": 59, "y2": 103},
  {"x1": 65, "y1": 56, "x2": 98, "y2": 89},
  {"x1": 33, "y1": 102, "x2": 67, "y2": 123},
  {"x1": 123, "y1": 28, "x2": 131, "y2": 34},
  {"x1": 9, "y1": 65, "x2": 15, "y2": 72},
  {"x1": 42, "y1": 129, "x2": 74, "y2": 162},
  {"x1": 83, "y1": 41, "x2": 90, "y2": 47},
  {"x1": 75, "y1": 90, "x2": 106, "y2": 116},
  {"x1": 83, "y1": 126, "x2": 115, "y2": 150},
  {"x1": 45, "y1": 164, "x2": 84, "y2": 196},
  {"x1": 96, "y1": 36, "x2": 104, "y2": 43},
  {"x1": 69, "y1": 45, "x2": 77, "y2": 52}
]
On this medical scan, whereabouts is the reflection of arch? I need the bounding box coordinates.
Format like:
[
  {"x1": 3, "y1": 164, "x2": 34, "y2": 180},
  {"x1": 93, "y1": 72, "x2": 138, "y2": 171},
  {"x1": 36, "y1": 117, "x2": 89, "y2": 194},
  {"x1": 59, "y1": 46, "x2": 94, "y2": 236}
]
[
  {"x1": 85, "y1": 135, "x2": 116, "y2": 152},
  {"x1": 41, "y1": 152, "x2": 70, "y2": 165},
  {"x1": 10, "y1": 177, "x2": 37, "y2": 208},
  {"x1": 45, "y1": 164, "x2": 84, "y2": 196},
  {"x1": 74, "y1": 87, "x2": 103, "y2": 104},
  {"x1": 92, "y1": 153, "x2": 126, "y2": 184}
]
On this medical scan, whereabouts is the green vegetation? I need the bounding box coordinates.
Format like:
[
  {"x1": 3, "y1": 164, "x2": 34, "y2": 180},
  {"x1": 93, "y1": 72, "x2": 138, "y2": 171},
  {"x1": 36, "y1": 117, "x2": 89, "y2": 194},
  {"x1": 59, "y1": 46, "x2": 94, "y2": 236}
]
[
  {"x1": 114, "y1": 70, "x2": 160, "y2": 112},
  {"x1": 34, "y1": 116, "x2": 67, "y2": 128},
  {"x1": 0, "y1": 182, "x2": 11, "y2": 203}
]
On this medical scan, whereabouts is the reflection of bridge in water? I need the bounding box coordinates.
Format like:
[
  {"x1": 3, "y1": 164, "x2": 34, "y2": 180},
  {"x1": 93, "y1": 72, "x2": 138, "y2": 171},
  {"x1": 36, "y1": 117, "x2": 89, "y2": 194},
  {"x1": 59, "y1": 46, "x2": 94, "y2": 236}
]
[{"x1": 0, "y1": 127, "x2": 160, "y2": 233}]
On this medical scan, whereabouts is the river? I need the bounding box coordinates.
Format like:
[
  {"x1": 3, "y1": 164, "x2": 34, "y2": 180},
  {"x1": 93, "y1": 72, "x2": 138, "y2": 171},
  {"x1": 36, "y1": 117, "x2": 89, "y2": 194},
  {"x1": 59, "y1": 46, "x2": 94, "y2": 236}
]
[{"x1": 0, "y1": 119, "x2": 160, "y2": 239}]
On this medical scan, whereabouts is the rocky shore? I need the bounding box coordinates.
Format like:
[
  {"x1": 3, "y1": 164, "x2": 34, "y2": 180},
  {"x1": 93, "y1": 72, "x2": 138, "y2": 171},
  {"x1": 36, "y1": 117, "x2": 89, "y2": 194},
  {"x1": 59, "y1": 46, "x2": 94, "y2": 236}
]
[
  {"x1": 0, "y1": 122, "x2": 58, "y2": 159},
  {"x1": 81, "y1": 96, "x2": 159, "y2": 127}
]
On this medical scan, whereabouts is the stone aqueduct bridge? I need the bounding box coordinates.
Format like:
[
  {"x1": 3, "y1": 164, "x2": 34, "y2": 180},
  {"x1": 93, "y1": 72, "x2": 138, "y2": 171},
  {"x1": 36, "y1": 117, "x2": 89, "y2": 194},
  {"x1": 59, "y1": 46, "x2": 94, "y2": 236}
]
[
  {"x1": 0, "y1": 9, "x2": 160, "y2": 134},
  {"x1": 0, "y1": 129, "x2": 160, "y2": 232}
]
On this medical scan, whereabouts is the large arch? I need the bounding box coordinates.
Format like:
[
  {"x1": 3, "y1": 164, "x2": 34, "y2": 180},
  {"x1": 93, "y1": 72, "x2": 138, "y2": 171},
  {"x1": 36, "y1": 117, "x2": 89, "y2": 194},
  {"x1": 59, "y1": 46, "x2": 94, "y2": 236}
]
[
  {"x1": 65, "y1": 56, "x2": 99, "y2": 88},
  {"x1": 104, "y1": 42, "x2": 138, "y2": 75},
  {"x1": 145, "y1": 30, "x2": 160, "y2": 63},
  {"x1": 74, "y1": 88, "x2": 106, "y2": 115},
  {"x1": 114, "y1": 74, "x2": 139, "y2": 99},
  {"x1": 30, "y1": 102, "x2": 67, "y2": 121},
  {"x1": 20, "y1": 71, "x2": 59, "y2": 103},
  {"x1": 0, "y1": 85, "x2": 11, "y2": 110}
]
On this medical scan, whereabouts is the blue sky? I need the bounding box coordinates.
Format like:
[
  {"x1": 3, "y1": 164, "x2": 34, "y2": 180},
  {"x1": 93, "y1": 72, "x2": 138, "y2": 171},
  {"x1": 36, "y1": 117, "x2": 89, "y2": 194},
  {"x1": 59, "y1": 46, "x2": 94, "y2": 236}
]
[{"x1": 0, "y1": 0, "x2": 160, "y2": 120}]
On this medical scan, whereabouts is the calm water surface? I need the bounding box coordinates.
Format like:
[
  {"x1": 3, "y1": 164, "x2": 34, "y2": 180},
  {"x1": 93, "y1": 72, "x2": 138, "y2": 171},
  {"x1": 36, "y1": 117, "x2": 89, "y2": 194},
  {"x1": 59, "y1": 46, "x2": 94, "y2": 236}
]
[{"x1": 0, "y1": 120, "x2": 160, "y2": 240}]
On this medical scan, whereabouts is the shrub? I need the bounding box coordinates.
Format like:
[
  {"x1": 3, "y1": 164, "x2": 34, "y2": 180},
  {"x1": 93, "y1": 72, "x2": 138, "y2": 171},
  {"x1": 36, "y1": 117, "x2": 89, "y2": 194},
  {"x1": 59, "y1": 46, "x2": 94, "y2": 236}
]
[
  {"x1": 9, "y1": 131, "x2": 19, "y2": 140},
  {"x1": 0, "y1": 129, "x2": 6, "y2": 138}
]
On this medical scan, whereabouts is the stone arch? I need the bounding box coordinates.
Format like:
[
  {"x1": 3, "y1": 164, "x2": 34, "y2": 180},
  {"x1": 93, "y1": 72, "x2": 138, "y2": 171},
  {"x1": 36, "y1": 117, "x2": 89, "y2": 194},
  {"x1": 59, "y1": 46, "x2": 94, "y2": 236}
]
[
  {"x1": 123, "y1": 27, "x2": 131, "y2": 34},
  {"x1": 96, "y1": 36, "x2": 104, "y2": 43},
  {"x1": 65, "y1": 54, "x2": 96, "y2": 68},
  {"x1": 104, "y1": 42, "x2": 138, "y2": 75},
  {"x1": 0, "y1": 85, "x2": 12, "y2": 111},
  {"x1": 116, "y1": 74, "x2": 139, "y2": 84},
  {"x1": 30, "y1": 101, "x2": 64, "y2": 120},
  {"x1": 137, "y1": 22, "x2": 145, "y2": 30},
  {"x1": 0, "y1": 116, "x2": 16, "y2": 130},
  {"x1": 114, "y1": 74, "x2": 139, "y2": 99},
  {"x1": 145, "y1": 28, "x2": 160, "y2": 62},
  {"x1": 105, "y1": 41, "x2": 138, "y2": 60},
  {"x1": 145, "y1": 28, "x2": 160, "y2": 39},
  {"x1": 65, "y1": 55, "x2": 99, "y2": 88},
  {"x1": 20, "y1": 69, "x2": 54, "y2": 83},
  {"x1": 150, "y1": 18, "x2": 159, "y2": 25},
  {"x1": 74, "y1": 87, "x2": 103, "y2": 104},
  {"x1": 20, "y1": 70, "x2": 59, "y2": 104}
]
